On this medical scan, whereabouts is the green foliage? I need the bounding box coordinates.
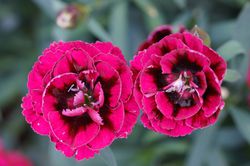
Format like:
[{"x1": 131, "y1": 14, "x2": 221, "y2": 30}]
[
  {"x1": 49, "y1": 144, "x2": 117, "y2": 166},
  {"x1": 87, "y1": 18, "x2": 112, "y2": 42},
  {"x1": 109, "y1": 1, "x2": 128, "y2": 55},
  {"x1": 1, "y1": 0, "x2": 250, "y2": 166},
  {"x1": 217, "y1": 40, "x2": 246, "y2": 61},
  {"x1": 224, "y1": 69, "x2": 241, "y2": 83},
  {"x1": 230, "y1": 107, "x2": 250, "y2": 144},
  {"x1": 186, "y1": 111, "x2": 227, "y2": 166},
  {"x1": 134, "y1": 0, "x2": 164, "y2": 30}
]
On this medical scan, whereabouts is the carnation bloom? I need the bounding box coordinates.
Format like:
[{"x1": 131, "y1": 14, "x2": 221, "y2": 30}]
[
  {"x1": 21, "y1": 41, "x2": 139, "y2": 160},
  {"x1": 138, "y1": 25, "x2": 186, "y2": 51},
  {"x1": 131, "y1": 32, "x2": 226, "y2": 137},
  {"x1": 0, "y1": 141, "x2": 32, "y2": 166}
]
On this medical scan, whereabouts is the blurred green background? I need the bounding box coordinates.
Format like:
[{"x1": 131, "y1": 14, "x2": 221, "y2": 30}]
[{"x1": 1, "y1": 0, "x2": 250, "y2": 165}]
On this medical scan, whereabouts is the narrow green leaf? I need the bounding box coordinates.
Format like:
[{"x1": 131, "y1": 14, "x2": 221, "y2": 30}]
[
  {"x1": 217, "y1": 40, "x2": 246, "y2": 61},
  {"x1": 87, "y1": 18, "x2": 112, "y2": 42},
  {"x1": 230, "y1": 107, "x2": 250, "y2": 144},
  {"x1": 154, "y1": 141, "x2": 188, "y2": 155},
  {"x1": 224, "y1": 69, "x2": 241, "y2": 82},
  {"x1": 82, "y1": 148, "x2": 117, "y2": 166},
  {"x1": 174, "y1": 0, "x2": 187, "y2": 9},
  {"x1": 109, "y1": 1, "x2": 128, "y2": 55},
  {"x1": 0, "y1": 74, "x2": 22, "y2": 107},
  {"x1": 49, "y1": 143, "x2": 117, "y2": 166},
  {"x1": 186, "y1": 111, "x2": 226, "y2": 166},
  {"x1": 134, "y1": 0, "x2": 164, "y2": 30},
  {"x1": 217, "y1": 127, "x2": 245, "y2": 148},
  {"x1": 207, "y1": 148, "x2": 228, "y2": 166},
  {"x1": 233, "y1": 3, "x2": 250, "y2": 78},
  {"x1": 210, "y1": 20, "x2": 234, "y2": 46},
  {"x1": 52, "y1": 20, "x2": 89, "y2": 41},
  {"x1": 172, "y1": 11, "x2": 192, "y2": 26},
  {"x1": 186, "y1": 127, "x2": 218, "y2": 166},
  {"x1": 32, "y1": 0, "x2": 65, "y2": 18},
  {"x1": 99, "y1": 147, "x2": 117, "y2": 166},
  {"x1": 142, "y1": 131, "x2": 165, "y2": 144},
  {"x1": 1, "y1": 113, "x2": 26, "y2": 148},
  {"x1": 49, "y1": 143, "x2": 78, "y2": 166},
  {"x1": 234, "y1": 2, "x2": 250, "y2": 51}
]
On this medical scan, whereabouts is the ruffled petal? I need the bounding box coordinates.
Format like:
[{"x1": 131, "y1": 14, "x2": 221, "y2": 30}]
[
  {"x1": 193, "y1": 71, "x2": 207, "y2": 96},
  {"x1": 73, "y1": 41, "x2": 100, "y2": 58},
  {"x1": 31, "y1": 117, "x2": 50, "y2": 135},
  {"x1": 50, "y1": 134, "x2": 75, "y2": 157},
  {"x1": 133, "y1": 74, "x2": 143, "y2": 109},
  {"x1": 137, "y1": 25, "x2": 186, "y2": 51},
  {"x1": 173, "y1": 91, "x2": 203, "y2": 120},
  {"x1": 155, "y1": 36, "x2": 188, "y2": 56},
  {"x1": 87, "y1": 103, "x2": 124, "y2": 150},
  {"x1": 27, "y1": 64, "x2": 44, "y2": 90},
  {"x1": 202, "y1": 67, "x2": 222, "y2": 117},
  {"x1": 51, "y1": 55, "x2": 73, "y2": 77},
  {"x1": 202, "y1": 45, "x2": 227, "y2": 83},
  {"x1": 151, "y1": 119, "x2": 193, "y2": 137},
  {"x1": 21, "y1": 94, "x2": 37, "y2": 123},
  {"x1": 141, "y1": 114, "x2": 155, "y2": 131},
  {"x1": 95, "y1": 61, "x2": 122, "y2": 108},
  {"x1": 186, "y1": 101, "x2": 224, "y2": 128},
  {"x1": 94, "y1": 53, "x2": 133, "y2": 102},
  {"x1": 21, "y1": 94, "x2": 50, "y2": 135},
  {"x1": 87, "y1": 126, "x2": 115, "y2": 150},
  {"x1": 117, "y1": 96, "x2": 139, "y2": 138},
  {"x1": 155, "y1": 91, "x2": 174, "y2": 118},
  {"x1": 48, "y1": 111, "x2": 100, "y2": 148},
  {"x1": 160, "y1": 49, "x2": 210, "y2": 74},
  {"x1": 169, "y1": 32, "x2": 203, "y2": 52},
  {"x1": 68, "y1": 48, "x2": 95, "y2": 71},
  {"x1": 182, "y1": 32, "x2": 203, "y2": 52},
  {"x1": 101, "y1": 103, "x2": 125, "y2": 133},
  {"x1": 148, "y1": 25, "x2": 173, "y2": 43},
  {"x1": 140, "y1": 55, "x2": 166, "y2": 96},
  {"x1": 93, "y1": 41, "x2": 125, "y2": 62},
  {"x1": 75, "y1": 146, "x2": 99, "y2": 160},
  {"x1": 93, "y1": 82, "x2": 104, "y2": 107},
  {"x1": 142, "y1": 96, "x2": 159, "y2": 120},
  {"x1": 140, "y1": 67, "x2": 160, "y2": 97},
  {"x1": 130, "y1": 51, "x2": 145, "y2": 81},
  {"x1": 42, "y1": 73, "x2": 78, "y2": 120},
  {"x1": 88, "y1": 108, "x2": 103, "y2": 125},
  {"x1": 151, "y1": 117, "x2": 176, "y2": 131}
]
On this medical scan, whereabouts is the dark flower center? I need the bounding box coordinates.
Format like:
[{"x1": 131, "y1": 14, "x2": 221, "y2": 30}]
[
  {"x1": 45, "y1": 71, "x2": 105, "y2": 126},
  {"x1": 165, "y1": 71, "x2": 197, "y2": 107},
  {"x1": 60, "y1": 78, "x2": 103, "y2": 124}
]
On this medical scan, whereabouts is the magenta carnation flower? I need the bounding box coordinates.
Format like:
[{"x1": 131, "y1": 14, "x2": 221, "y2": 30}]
[
  {"x1": 138, "y1": 25, "x2": 186, "y2": 51},
  {"x1": 21, "y1": 41, "x2": 139, "y2": 160},
  {"x1": 131, "y1": 32, "x2": 226, "y2": 137},
  {"x1": 0, "y1": 141, "x2": 32, "y2": 166}
]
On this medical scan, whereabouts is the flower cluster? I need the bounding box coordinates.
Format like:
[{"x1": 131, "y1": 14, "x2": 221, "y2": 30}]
[
  {"x1": 131, "y1": 31, "x2": 226, "y2": 136},
  {"x1": 21, "y1": 41, "x2": 139, "y2": 160},
  {"x1": 21, "y1": 24, "x2": 226, "y2": 160}
]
